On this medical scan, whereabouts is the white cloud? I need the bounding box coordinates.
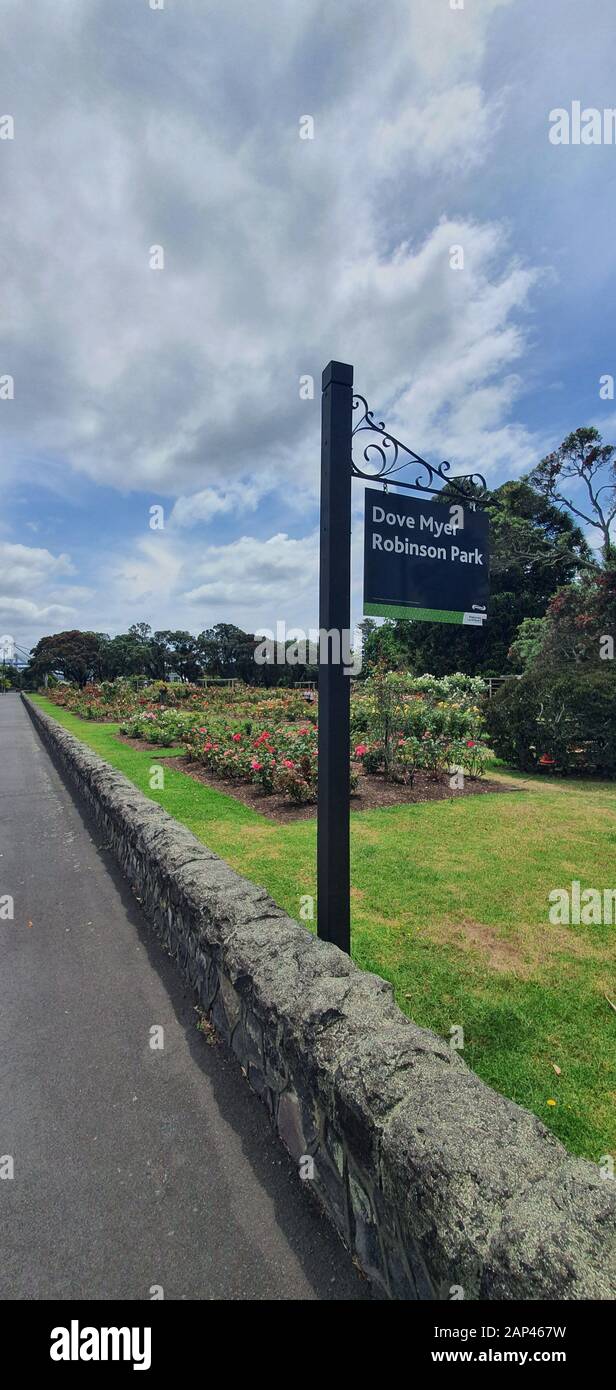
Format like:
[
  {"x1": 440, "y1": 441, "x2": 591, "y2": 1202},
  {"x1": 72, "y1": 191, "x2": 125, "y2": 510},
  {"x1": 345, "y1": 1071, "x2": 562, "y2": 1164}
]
[
  {"x1": 0, "y1": 597, "x2": 75, "y2": 627},
  {"x1": 0, "y1": 542, "x2": 74, "y2": 594},
  {"x1": 170, "y1": 478, "x2": 272, "y2": 528},
  {"x1": 372, "y1": 85, "x2": 503, "y2": 177},
  {"x1": 184, "y1": 532, "x2": 319, "y2": 611},
  {"x1": 0, "y1": 541, "x2": 77, "y2": 647},
  {"x1": 109, "y1": 536, "x2": 185, "y2": 608},
  {"x1": 5, "y1": 0, "x2": 612, "y2": 647},
  {"x1": 0, "y1": 0, "x2": 523, "y2": 504}
]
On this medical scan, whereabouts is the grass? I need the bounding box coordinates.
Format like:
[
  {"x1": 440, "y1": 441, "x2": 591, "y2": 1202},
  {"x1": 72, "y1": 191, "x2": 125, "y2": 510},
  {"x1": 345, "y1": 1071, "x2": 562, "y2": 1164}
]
[{"x1": 31, "y1": 694, "x2": 616, "y2": 1163}]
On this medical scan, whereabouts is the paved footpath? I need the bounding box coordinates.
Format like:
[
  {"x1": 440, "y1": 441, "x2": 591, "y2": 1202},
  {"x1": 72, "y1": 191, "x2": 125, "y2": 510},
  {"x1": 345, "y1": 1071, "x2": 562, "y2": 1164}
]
[{"x1": 0, "y1": 694, "x2": 369, "y2": 1300}]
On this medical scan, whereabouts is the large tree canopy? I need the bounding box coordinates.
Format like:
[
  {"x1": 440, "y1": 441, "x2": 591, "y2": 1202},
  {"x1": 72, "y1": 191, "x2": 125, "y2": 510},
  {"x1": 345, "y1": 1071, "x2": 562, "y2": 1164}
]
[
  {"x1": 25, "y1": 621, "x2": 317, "y2": 688},
  {"x1": 28, "y1": 630, "x2": 103, "y2": 687}
]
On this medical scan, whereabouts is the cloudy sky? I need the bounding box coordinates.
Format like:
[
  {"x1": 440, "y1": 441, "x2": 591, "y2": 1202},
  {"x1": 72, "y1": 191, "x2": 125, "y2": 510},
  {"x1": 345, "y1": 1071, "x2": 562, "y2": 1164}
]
[{"x1": 1, "y1": 0, "x2": 615, "y2": 653}]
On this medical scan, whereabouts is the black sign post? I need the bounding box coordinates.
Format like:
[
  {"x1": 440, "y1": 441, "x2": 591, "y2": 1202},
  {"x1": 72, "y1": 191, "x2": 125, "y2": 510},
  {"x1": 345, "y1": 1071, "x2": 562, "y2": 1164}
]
[
  {"x1": 317, "y1": 361, "x2": 353, "y2": 954},
  {"x1": 317, "y1": 362, "x2": 488, "y2": 955}
]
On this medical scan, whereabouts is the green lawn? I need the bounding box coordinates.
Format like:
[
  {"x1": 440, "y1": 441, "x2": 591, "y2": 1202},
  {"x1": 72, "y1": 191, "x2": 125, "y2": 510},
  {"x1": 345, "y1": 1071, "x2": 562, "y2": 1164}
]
[{"x1": 32, "y1": 694, "x2": 616, "y2": 1163}]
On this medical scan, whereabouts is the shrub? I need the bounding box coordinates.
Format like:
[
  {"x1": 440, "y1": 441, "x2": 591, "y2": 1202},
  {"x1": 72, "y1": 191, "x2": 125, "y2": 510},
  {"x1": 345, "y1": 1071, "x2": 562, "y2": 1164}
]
[
  {"x1": 351, "y1": 671, "x2": 488, "y2": 781},
  {"x1": 119, "y1": 708, "x2": 200, "y2": 745},
  {"x1": 485, "y1": 668, "x2": 616, "y2": 775},
  {"x1": 272, "y1": 760, "x2": 315, "y2": 803},
  {"x1": 182, "y1": 720, "x2": 320, "y2": 801},
  {"x1": 449, "y1": 739, "x2": 492, "y2": 780},
  {"x1": 387, "y1": 735, "x2": 425, "y2": 785},
  {"x1": 357, "y1": 742, "x2": 385, "y2": 774}
]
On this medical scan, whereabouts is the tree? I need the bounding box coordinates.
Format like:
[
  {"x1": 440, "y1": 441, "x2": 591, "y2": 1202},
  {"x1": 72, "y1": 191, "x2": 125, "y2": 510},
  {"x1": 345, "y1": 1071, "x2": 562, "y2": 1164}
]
[
  {"x1": 194, "y1": 624, "x2": 257, "y2": 681},
  {"x1": 528, "y1": 427, "x2": 616, "y2": 563},
  {"x1": 523, "y1": 563, "x2": 616, "y2": 672},
  {"x1": 153, "y1": 630, "x2": 202, "y2": 682},
  {"x1": 128, "y1": 622, "x2": 153, "y2": 644},
  {"x1": 357, "y1": 617, "x2": 413, "y2": 676},
  {"x1": 97, "y1": 632, "x2": 153, "y2": 679},
  {"x1": 27, "y1": 630, "x2": 102, "y2": 687},
  {"x1": 25, "y1": 620, "x2": 318, "y2": 689},
  {"x1": 486, "y1": 665, "x2": 616, "y2": 776},
  {"x1": 507, "y1": 617, "x2": 547, "y2": 672}
]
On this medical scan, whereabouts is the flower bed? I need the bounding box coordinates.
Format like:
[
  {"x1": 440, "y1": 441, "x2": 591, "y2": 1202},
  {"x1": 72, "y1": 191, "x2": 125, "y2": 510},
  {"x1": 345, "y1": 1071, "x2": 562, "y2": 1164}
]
[
  {"x1": 45, "y1": 677, "x2": 317, "y2": 727},
  {"x1": 182, "y1": 720, "x2": 321, "y2": 803},
  {"x1": 44, "y1": 671, "x2": 492, "y2": 803}
]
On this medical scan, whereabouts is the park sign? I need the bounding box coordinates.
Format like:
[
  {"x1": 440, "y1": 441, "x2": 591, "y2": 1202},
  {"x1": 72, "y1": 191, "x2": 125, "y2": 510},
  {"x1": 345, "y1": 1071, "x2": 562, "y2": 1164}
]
[
  {"x1": 318, "y1": 362, "x2": 490, "y2": 956},
  {"x1": 363, "y1": 487, "x2": 489, "y2": 626}
]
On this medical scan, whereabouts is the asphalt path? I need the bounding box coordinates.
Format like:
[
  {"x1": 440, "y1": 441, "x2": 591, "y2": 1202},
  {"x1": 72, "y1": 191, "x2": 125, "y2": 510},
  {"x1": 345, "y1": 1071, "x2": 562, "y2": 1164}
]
[{"x1": 0, "y1": 693, "x2": 369, "y2": 1300}]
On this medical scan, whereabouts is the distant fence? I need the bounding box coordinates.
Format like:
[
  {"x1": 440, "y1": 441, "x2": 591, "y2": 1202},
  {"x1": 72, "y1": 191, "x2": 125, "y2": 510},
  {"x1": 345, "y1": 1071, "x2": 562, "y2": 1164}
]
[
  {"x1": 486, "y1": 675, "x2": 522, "y2": 699},
  {"x1": 196, "y1": 677, "x2": 239, "y2": 689}
]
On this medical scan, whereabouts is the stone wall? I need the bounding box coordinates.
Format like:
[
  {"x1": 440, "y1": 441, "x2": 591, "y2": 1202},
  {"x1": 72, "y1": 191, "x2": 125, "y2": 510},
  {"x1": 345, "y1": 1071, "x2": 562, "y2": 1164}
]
[{"x1": 24, "y1": 695, "x2": 616, "y2": 1300}]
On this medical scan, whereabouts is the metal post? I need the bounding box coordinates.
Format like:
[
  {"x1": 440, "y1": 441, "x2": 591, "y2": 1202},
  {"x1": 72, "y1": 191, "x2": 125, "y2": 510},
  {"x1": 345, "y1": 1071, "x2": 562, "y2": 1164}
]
[{"x1": 317, "y1": 361, "x2": 353, "y2": 952}]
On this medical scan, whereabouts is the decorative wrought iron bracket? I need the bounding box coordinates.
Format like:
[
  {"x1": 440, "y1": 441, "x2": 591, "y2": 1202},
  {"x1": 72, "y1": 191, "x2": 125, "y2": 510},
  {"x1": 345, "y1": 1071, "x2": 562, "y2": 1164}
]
[{"x1": 351, "y1": 393, "x2": 487, "y2": 502}]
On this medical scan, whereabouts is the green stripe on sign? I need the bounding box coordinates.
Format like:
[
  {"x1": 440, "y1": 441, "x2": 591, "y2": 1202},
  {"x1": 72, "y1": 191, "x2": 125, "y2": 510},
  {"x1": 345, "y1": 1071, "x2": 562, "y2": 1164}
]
[{"x1": 364, "y1": 602, "x2": 466, "y2": 624}]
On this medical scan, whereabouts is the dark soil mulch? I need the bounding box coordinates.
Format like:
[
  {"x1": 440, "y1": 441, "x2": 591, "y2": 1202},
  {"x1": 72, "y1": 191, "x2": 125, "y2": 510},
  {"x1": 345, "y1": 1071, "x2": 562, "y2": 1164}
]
[
  {"x1": 116, "y1": 734, "x2": 174, "y2": 751},
  {"x1": 160, "y1": 757, "x2": 520, "y2": 824}
]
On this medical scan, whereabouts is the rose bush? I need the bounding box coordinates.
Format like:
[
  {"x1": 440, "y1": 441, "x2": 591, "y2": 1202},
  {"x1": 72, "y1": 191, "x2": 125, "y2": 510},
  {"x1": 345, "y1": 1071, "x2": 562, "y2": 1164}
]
[
  {"x1": 118, "y1": 708, "x2": 201, "y2": 745},
  {"x1": 350, "y1": 671, "x2": 490, "y2": 782},
  {"x1": 183, "y1": 720, "x2": 321, "y2": 801}
]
